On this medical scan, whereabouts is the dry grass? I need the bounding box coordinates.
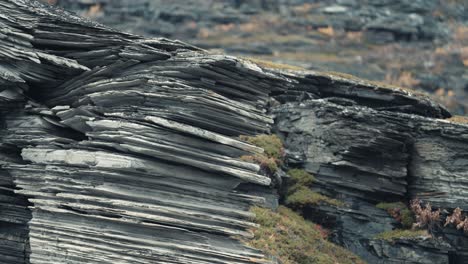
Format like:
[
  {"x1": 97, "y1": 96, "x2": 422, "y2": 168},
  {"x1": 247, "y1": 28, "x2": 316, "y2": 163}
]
[
  {"x1": 454, "y1": 25, "x2": 468, "y2": 42},
  {"x1": 86, "y1": 4, "x2": 103, "y2": 17},
  {"x1": 199, "y1": 32, "x2": 317, "y2": 46},
  {"x1": 317, "y1": 26, "x2": 335, "y2": 37},
  {"x1": 243, "y1": 57, "x2": 305, "y2": 71},
  {"x1": 447, "y1": 115, "x2": 468, "y2": 124},
  {"x1": 291, "y1": 3, "x2": 321, "y2": 15},
  {"x1": 374, "y1": 229, "x2": 430, "y2": 241},
  {"x1": 271, "y1": 52, "x2": 347, "y2": 63},
  {"x1": 384, "y1": 71, "x2": 421, "y2": 89},
  {"x1": 247, "y1": 52, "x2": 430, "y2": 100},
  {"x1": 322, "y1": 71, "x2": 428, "y2": 96},
  {"x1": 248, "y1": 206, "x2": 366, "y2": 264},
  {"x1": 346, "y1": 31, "x2": 364, "y2": 42}
]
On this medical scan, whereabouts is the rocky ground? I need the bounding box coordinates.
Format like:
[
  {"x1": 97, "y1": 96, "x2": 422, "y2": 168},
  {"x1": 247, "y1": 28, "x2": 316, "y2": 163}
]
[
  {"x1": 42, "y1": 0, "x2": 468, "y2": 115},
  {"x1": 2, "y1": 1, "x2": 468, "y2": 264}
]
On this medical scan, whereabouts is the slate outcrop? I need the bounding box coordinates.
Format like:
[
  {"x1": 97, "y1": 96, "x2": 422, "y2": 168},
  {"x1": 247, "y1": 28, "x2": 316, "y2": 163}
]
[
  {"x1": 45, "y1": 0, "x2": 468, "y2": 115},
  {"x1": 1, "y1": 1, "x2": 468, "y2": 263}
]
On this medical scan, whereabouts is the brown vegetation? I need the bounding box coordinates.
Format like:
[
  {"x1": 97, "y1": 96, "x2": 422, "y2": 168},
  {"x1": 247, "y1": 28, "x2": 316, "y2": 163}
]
[
  {"x1": 410, "y1": 200, "x2": 441, "y2": 233},
  {"x1": 445, "y1": 207, "x2": 468, "y2": 234},
  {"x1": 248, "y1": 206, "x2": 365, "y2": 264}
]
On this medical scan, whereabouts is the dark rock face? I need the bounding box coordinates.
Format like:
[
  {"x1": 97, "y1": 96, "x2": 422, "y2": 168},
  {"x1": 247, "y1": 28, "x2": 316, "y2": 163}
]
[
  {"x1": 1, "y1": 1, "x2": 468, "y2": 264},
  {"x1": 409, "y1": 123, "x2": 468, "y2": 211},
  {"x1": 273, "y1": 98, "x2": 468, "y2": 262},
  {"x1": 274, "y1": 100, "x2": 412, "y2": 202}
]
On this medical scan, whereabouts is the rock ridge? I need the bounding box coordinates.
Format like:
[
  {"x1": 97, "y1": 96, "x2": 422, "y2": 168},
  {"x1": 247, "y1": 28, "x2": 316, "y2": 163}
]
[{"x1": 1, "y1": 1, "x2": 467, "y2": 263}]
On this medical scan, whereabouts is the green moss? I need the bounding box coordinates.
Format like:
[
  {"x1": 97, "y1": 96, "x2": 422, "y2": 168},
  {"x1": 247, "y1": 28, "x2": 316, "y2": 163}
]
[
  {"x1": 399, "y1": 208, "x2": 414, "y2": 229},
  {"x1": 376, "y1": 202, "x2": 414, "y2": 229},
  {"x1": 376, "y1": 202, "x2": 406, "y2": 211},
  {"x1": 287, "y1": 169, "x2": 315, "y2": 194},
  {"x1": 240, "y1": 134, "x2": 284, "y2": 161},
  {"x1": 248, "y1": 206, "x2": 366, "y2": 264},
  {"x1": 374, "y1": 229, "x2": 429, "y2": 241},
  {"x1": 286, "y1": 186, "x2": 344, "y2": 208},
  {"x1": 285, "y1": 169, "x2": 343, "y2": 208},
  {"x1": 239, "y1": 134, "x2": 284, "y2": 175}
]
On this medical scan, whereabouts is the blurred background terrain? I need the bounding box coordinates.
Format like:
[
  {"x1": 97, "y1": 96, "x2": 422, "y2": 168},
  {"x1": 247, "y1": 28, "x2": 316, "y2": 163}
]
[{"x1": 42, "y1": 0, "x2": 467, "y2": 115}]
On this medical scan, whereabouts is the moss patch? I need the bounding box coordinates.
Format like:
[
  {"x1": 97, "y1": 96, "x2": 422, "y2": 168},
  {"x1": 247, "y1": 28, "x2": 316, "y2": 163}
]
[
  {"x1": 285, "y1": 169, "x2": 343, "y2": 208},
  {"x1": 376, "y1": 202, "x2": 406, "y2": 211},
  {"x1": 240, "y1": 134, "x2": 284, "y2": 161},
  {"x1": 240, "y1": 154, "x2": 278, "y2": 174},
  {"x1": 376, "y1": 202, "x2": 414, "y2": 229},
  {"x1": 374, "y1": 229, "x2": 429, "y2": 241},
  {"x1": 249, "y1": 206, "x2": 366, "y2": 264},
  {"x1": 287, "y1": 169, "x2": 315, "y2": 194},
  {"x1": 286, "y1": 186, "x2": 344, "y2": 208},
  {"x1": 239, "y1": 134, "x2": 284, "y2": 174}
]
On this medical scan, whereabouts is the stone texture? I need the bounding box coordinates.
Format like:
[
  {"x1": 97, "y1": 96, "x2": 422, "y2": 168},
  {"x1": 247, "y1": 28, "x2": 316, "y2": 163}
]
[
  {"x1": 43, "y1": 0, "x2": 468, "y2": 115},
  {"x1": 273, "y1": 98, "x2": 468, "y2": 262},
  {"x1": 0, "y1": 1, "x2": 278, "y2": 263},
  {"x1": 1, "y1": 1, "x2": 468, "y2": 264}
]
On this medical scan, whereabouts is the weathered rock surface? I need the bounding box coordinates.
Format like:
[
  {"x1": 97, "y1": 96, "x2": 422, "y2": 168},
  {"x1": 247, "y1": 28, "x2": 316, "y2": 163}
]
[
  {"x1": 0, "y1": 1, "x2": 278, "y2": 263},
  {"x1": 43, "y1": 0, "x2": 468, "y2": 115},
  {"x1": 1, "y1": 1, "x2": 468, "y2": 264},
  {"x1": 273, "y1": 98, "x2": 468, "y2": 262}
]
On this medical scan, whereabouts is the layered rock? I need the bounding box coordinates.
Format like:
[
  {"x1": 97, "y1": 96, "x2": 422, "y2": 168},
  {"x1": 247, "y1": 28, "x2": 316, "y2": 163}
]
[
  {"x1": 1, "y1": 1, "x2": 468, "y2": 264},
  {"x1": 409, "y1": 120, "x2": 468, "y2": 211},
  {"x1": 43, "y1": 0, "x2": 468, "y2": 115},
  {"x1": 0, "y1": 1, "x2": 279, "y2": 263},
  {"x1": 273, "y1": 96, "x2": 468, "y2": 262}
]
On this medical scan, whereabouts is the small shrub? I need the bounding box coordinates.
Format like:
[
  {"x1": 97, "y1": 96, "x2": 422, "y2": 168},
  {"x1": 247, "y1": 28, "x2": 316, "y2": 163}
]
[
  {"x1": 376, "y1": 202, "x2": 414, "y2": 228},
  {"x1": 248, "y1": 206, "x2": 365, "y2": 264},
  {"x1": 374, "y1": 229, "x2": 430, "y2": 241},
  {"x1": 410, "y1": 199, "x2": 441, "y2": 233},
  {"x1": 286, "y1": 186, "x2": 344, "y2": 208},
  {"x1": 444, "y1": 207, "x2": 468, "y2": 234}
]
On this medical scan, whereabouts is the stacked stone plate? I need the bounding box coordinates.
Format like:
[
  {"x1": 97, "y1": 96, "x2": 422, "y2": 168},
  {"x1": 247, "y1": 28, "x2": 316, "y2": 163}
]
[{"x1": 2, "y1": 1, "x2": 468, "y2": 263}]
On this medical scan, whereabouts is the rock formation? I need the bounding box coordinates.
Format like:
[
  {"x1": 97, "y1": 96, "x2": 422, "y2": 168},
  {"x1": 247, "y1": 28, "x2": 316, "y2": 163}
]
[
  {"x1": 43, "y1": 0, "x2": 468, "y2": 115},
  {"x1": 1, "y1": 1, "x2": 468, "y2": 263}
]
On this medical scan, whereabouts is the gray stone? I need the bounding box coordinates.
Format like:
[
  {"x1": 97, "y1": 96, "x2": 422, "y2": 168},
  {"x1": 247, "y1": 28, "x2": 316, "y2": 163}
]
[{"x1": 1, "y1": 1, "x2": 468, "y2": 263}]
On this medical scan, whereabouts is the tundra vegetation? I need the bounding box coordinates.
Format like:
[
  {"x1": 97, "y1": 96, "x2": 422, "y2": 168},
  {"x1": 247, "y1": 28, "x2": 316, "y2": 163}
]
[{"x1": 241, "y1": 135, "x2": 357, "y2": 263}]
